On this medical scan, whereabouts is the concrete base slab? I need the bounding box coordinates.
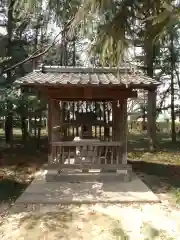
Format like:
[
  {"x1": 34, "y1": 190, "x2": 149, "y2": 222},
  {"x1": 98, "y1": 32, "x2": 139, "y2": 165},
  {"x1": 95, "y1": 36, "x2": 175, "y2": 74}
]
[{"x1": 16, "y1": 170, "x2": 160, "y2": 204}]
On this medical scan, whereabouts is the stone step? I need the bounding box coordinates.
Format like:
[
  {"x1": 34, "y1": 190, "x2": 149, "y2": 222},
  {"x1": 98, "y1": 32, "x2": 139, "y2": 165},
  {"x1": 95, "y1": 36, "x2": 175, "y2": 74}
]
[{"x1": 45, "y1": 170, "x2": 132, "y2": 182}]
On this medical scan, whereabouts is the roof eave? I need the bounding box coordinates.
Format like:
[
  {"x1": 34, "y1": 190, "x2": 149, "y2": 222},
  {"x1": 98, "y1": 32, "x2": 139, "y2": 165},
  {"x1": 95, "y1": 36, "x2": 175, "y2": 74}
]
[{"x1": 18, "y1": 82, "x2": 159, "y2": 90}]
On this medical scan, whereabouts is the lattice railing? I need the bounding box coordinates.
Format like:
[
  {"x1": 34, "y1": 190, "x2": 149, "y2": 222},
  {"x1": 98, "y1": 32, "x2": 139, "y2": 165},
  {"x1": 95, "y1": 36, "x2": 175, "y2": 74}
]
[{"x1": 49, "y1": 141, "x2": 128, "y2": 171}]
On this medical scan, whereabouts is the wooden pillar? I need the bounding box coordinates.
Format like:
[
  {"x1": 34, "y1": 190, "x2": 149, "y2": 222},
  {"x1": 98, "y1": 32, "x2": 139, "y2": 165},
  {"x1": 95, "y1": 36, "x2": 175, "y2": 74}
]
[
  {"x1": 48, "y1": 99, "x2": 52, "y2": 163},
  {"x1": 112, "y1": 102, "x2": 120, "y2": 165},
  {"x1": 147, "y1": 88, "x2": 157, "y2": 150},
  {"x1": 119, "y1": 100, "x2": 128, "y2": 165},
  {"x1": 48, "y1": 99, "x2": 61, "y2": 164},
  {"x1": 52, "y1": 100, "x2": 61, "y2": 141},
  {"x1": 112, "y1": 100, "x2": 127, "y2": 164},
  {"x1": 112, "y1": 102, "x2": 120, "y2": 141}
]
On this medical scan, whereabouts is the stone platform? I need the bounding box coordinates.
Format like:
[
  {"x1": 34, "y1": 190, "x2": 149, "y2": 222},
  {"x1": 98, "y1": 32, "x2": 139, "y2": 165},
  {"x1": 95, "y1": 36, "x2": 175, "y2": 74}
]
[{"x1": 16, "y1": 169, "x2": 160, "y2": 204}]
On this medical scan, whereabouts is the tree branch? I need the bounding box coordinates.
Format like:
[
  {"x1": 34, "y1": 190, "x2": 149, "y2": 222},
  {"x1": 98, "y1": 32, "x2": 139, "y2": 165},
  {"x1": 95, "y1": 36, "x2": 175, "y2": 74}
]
[
  {"x1": 3, "y1": 17, "x2": 74, "y2": 73},
  {"x1": 175, "y1": 68, "x2": 180, "y2": 89}
]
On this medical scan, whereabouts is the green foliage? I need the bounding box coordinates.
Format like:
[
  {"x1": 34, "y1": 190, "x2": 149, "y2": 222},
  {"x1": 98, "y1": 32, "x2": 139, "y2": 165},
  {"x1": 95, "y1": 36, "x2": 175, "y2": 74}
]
[
  {"x1": 171, "y1": 187, "x2": 180, "y2": 204},
  {"x1": 6, "y1": 0, "x2": 180, "y2": 67},
  {"x1": 71, "y1": 0, "x2": 180, "y2": 65}
]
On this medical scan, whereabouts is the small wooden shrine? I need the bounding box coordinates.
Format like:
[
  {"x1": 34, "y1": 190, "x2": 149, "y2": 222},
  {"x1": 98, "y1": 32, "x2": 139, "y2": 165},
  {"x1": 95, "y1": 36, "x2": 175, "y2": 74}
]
[{"x1": 16, "y1": 66, "x2": 159, "y2": 180}]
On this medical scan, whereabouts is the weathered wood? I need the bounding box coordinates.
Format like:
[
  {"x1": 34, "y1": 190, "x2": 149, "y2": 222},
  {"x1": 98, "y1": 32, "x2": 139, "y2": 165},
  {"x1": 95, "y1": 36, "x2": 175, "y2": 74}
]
[
  {"x1": 48, "y1": 99, "x2": 52, "y2": 163},
  {"x1": 48, "y1": 99, "x2": 62, "y2": 163},
  {"x1": 119, "y1": 100, "x2": 128, "y2": 164},
  {"x1": 112, "y1": 102, "x2": 122, "y2": 164},
  {"x1": 112, "y1": 102, "x2": 121, "y2": 141},
  {"x1": 51, "y1": 100, "x2": 61, "y2": 141},
  {"x1": 41, "y1": 86, "x2": 137, "y2": 100},
  {"x1": 51, "y1": 141, "x2": 122, "y2": 147},
  {"x1": 47, "y1": 97, "x2": 129, "y2": 170},
  {"x1": 50, "y1": 140, "x2": 124, "y2": 172}
]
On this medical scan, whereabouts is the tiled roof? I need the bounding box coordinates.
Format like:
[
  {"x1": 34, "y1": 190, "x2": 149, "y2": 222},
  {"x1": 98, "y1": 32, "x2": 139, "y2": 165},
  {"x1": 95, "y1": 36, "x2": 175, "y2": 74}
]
[{"x1": 15, "y1": 66, "x2": 159, "y2": 88}]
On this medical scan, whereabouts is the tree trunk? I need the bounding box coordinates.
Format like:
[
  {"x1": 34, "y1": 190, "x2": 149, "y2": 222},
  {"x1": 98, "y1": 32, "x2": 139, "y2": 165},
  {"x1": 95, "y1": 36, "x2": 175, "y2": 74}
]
[
  {"x1": 142, "y1": 106, "x2": 146, "y2": 131},
  {"x1": 21, "y1": 116, "x2": 28, "y2": 142},
  {"x1": 144, "y1": 20, "x2": 157, "y2": 150},
  {"x1": 5, "y1": 111, "x2": 13, "y2": 146},
  {"x1": 28, "y1": 117, "x2": 33, "y2": 135},
  {"x1": 32, "y1": 15, "x2": 41, "y2": 69},
  {"x1": 72, "y1": 36, "x2": 76, "y2": 66},
  {"x1": 147, "y1": 89, "x2": 157, "y2": 151},
  {"x1": 60, "y1": 28, "x2": 68, "y2": 66},
  {"x1": 34, "y1": 116, "x2": 37, "y2": 138},
  {"x1": 5, "y1": 0, "x2": 14, "y2": 145},
  {"x1": 170, "y1": 32, "x2": 176, "y2": 142},
  {"x1": 37, "y1": 113, "x2": 42, "y2": 146}
]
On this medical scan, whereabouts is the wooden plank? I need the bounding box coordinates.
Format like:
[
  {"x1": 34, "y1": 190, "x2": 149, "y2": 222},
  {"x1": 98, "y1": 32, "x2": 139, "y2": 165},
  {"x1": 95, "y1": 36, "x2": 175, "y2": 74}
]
[{"x1": 51, "y1": 141, "x2": 123, "y2": 147}]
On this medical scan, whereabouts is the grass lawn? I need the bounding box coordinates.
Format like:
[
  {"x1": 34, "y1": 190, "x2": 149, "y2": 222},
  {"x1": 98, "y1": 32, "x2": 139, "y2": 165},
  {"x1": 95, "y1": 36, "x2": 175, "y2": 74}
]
[{"x1": 128, "y1": 132, "x2": 180, "y2": 204}]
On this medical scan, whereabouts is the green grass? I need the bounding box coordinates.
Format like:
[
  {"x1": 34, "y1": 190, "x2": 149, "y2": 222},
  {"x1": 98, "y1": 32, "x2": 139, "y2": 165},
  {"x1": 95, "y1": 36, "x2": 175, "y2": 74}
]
[
  {"x1": 127, "y1": 132, "x2": 180, "y2": 203},
  {"x1": 141, "y1": 222, "x2": 176, "y2": 240},
  {"x1": 170, "y1": 188, "x2": 180, "y2": 204}
]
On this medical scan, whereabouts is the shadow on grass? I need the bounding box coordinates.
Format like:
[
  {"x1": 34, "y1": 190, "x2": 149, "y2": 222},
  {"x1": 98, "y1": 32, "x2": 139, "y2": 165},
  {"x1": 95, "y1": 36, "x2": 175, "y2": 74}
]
[
  {"x1": 130, "y1": 160, "x2": 180, "y2": 195},
  {"x1": 5, "y1": 206, "x2": 130, "y2": 239},
  {"x1": 0, "y1": 138, "x2": 47, "y2": 204},
  {"x1": 0, "y1": 137, "x2": 48, "y2": 169},
  {"x1": 128, "y1": 133, "x2": 180, "y2": 196},
  {"x1": 0, "y1": 178, "x2": 29, "y2": 203}
]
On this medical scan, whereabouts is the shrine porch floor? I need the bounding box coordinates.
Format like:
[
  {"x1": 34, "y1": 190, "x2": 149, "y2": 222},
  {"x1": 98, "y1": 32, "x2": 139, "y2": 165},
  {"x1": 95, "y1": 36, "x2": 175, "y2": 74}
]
[{"x1": 16, "y1": 168, "x2": 160, "y2": 204}]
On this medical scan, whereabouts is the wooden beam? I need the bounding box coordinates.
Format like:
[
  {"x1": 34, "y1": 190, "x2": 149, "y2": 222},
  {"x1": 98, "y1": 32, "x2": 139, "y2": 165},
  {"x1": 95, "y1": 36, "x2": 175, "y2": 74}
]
[
  {"x1": 41, "y1": 87, "x2": 137, "y2": 100},
  {"x1": 84, "y1": 87, "x2": 92, "y2": 99},
  {"x1": 51, "y1": 141, "x2": 123, "y2": 147}
]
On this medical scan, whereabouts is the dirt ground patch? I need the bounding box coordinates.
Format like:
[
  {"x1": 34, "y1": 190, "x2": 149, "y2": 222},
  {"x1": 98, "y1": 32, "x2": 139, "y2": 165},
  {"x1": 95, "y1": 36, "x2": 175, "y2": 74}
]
[{"x1": 0, "y1": 203, "x2": 180, "y2": 240}]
